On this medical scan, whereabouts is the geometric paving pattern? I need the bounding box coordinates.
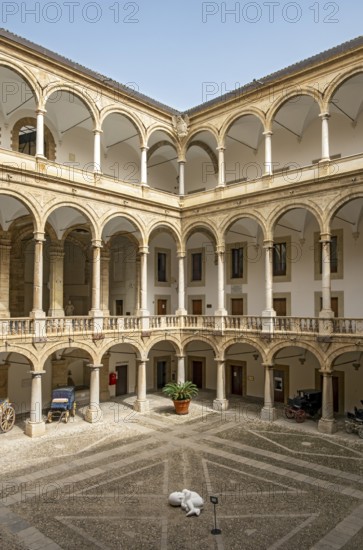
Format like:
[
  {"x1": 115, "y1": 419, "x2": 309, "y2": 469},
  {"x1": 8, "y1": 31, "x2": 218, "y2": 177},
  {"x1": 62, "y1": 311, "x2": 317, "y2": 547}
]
[{"x1": 1, "y1": 395, "x2": 363, "y2": 549}]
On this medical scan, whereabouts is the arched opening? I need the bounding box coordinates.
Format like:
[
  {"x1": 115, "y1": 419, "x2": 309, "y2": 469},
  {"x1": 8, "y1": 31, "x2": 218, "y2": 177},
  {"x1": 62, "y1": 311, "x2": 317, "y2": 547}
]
[
  {"x1": 185, "y1": 131, "x2": 218, "y2": 193},
  {"x1": 147, "y1": 130, "x2": 178, "y2": 193}
]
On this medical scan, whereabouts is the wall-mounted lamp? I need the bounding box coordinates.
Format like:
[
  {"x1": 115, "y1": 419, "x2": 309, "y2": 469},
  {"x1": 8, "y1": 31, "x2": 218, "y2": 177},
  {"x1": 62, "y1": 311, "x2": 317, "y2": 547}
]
[{"x1": 253, "y1": 353, "x2": 259, "y2": 361}]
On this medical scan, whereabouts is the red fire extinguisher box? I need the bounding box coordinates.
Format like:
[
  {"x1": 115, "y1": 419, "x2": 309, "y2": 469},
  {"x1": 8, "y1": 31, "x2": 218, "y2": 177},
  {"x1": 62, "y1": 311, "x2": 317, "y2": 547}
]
[{"x1": 109, "y1": 372, "x2": 117, "y2": 385}]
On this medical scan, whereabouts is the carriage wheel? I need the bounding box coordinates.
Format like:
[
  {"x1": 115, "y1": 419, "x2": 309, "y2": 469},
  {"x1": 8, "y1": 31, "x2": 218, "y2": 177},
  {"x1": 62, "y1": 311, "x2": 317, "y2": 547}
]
[
  {"x1": 345, "y1": 422, "x2": 353, "y2": 434},
  {"x1": 295, "y1": 410, "x2": 306, "y2": 423},
  {"x1": 64, "y1": 411, "x2": 69, "y2": 424},
  {"x1": 284, "y1": 408, "x2": 295, "y2": 420},
  {"x1": 71, "y1": 402, "x2": 76, "y2": 417},
  {"x1": 358, "y1": 427, "x2": 363, "y2": 439},
  {"x1": 0, "y1": 406, "x2": 15, "y2": 432}
]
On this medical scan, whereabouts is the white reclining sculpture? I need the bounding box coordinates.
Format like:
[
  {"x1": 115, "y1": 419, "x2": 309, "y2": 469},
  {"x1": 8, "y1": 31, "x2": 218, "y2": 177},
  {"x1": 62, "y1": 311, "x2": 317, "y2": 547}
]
[{"x1": 168, "y1": 489, "x2": 204, "y2": 516}]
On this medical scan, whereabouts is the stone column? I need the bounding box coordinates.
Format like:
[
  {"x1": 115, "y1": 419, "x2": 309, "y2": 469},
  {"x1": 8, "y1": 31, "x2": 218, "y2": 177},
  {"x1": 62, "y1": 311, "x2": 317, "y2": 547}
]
[
  {"x1": 134, "y1": 359, "x2": 149, "y2": 412},
  {"x1": 213, "y1": 359, "x2": 229, "y2": 411},
  {"x1": 217, "y1": 146, "x2": 226, "y2": 187},
  {"x1": 100, "y1": 249, "x2": 110, "y2": 316},
  {"x1": 320, "y1": 113, "x2": 330, "y2": 162},
  {"x1": 0, "y1": 234, "x2": 11, "y2": 318},
  {"x1": 93, "y1": 129, "x2": 102, "y2": 173},
  {"x1": 48, "y1": 243, "x2": 64, "y2": 317},
  {"x1": 100, "y1": 353, "x2": 111, "y2": 401},
  {"x1": 138, "y1": 246, "x2": 149, "y2": 317},
  {"x1": 176, "y1": 251, "x2": 187, "y2": 315},
  {"x1": 262, "y1": 240, "x2": 276, "y2": 331},
  {"x1": 85, "y1": 364, "x2": 103, "y2": 423},
  {"x1": 263, "y1": 131, "x2": 273, "y2": 175},
  {"x1": 31, "y1": 232, "x2": 46, "y2": 316},
  {"x1": 320, "y1": 235, "x2": 333, "y2": 317},
  {"x1": 215, "y1": 245, "x2": 227, "y2": 316},
  {"x1": 25, "y1": 370, "x2": 46, "y2": 437},
  {"x1": 36, "y1": 108, "x2": 46, "y2": 159},
  {"x1": 140, "y1": 146, "x2": 149, "y2": 186},
  {"x1": 176, "y1": 355, "x2": 186, "y2": 383},
  {"x1": 261, "y1": 363, "x2": 277, "y2": 421},
  {"x1": 90, "y1": 240, "x2": 102, "y2": 315},
  {"x1": 135, "y1": 254, "x2": 141, "y2": 313},
  {"x1": 178, "y1": 160, "x2": 185, "y2": 195},
  {"x1": 318, "y1": 370, "x2": 337, "y2": 434}
]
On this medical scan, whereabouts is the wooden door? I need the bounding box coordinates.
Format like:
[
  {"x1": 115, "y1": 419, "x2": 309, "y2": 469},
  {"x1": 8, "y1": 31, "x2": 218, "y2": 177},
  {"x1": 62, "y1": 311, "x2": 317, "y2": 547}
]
[
  {"x1": 320, "y1": 297, "x2": 338, "y2": 317},
  {"x1": 157, "y1": 360, "x2": 167, "y2": 389},
  {"x1": 231, "y1": 365, "x2": 243, "y2": 395},
  {"x1": 273, "y1": 298, "x2": 287, "y2": 316},
  {"x1": 273, "y1": 370, "x2": 285, "y2": 403},
  {"x1": 157, "y1": 299, "x2": 167, "y2": 315},
  {"x1": 192, "y1": 360, "x2": 203, "y2": 388},
  {"x1": 116, "y1": 364, "x2": 127, "y2": 396},
  {"x1": 192, "y1": 299, "x2": 202, "y2": 315},
  {"x1": 231, "y1": 298, "x2": 243, "y2": 315}
]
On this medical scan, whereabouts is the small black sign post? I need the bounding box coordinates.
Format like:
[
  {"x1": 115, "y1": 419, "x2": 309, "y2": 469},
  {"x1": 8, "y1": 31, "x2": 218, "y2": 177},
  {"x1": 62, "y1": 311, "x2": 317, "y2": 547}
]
[{"x1": 210, "y1": 496, "x2": 221, "y2": 535}]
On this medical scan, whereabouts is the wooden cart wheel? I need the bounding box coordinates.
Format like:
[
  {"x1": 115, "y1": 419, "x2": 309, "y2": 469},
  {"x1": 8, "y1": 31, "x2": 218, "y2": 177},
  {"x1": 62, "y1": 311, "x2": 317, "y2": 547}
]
[
  {"x1": 64, "y1": 411, "x2": 69, "y2": 423},
  {"x1": 0, "y1": 405, "x2": 15, "y2": 432},
  {"x1": 358, "y1": 427, "x2": 363, "y2": 439},
  {"x1": 284, "y1": 408, "x2": 295, "y2": 420},
  {"x1": 71, "y1": 402, "x2": 76, "y2": 417},
  {"x1": 345, "y1": 422, "x2": 353, "y2": 434},
  {"x1": 295, "y1": 410, "x2": 306, "y2": 423}
]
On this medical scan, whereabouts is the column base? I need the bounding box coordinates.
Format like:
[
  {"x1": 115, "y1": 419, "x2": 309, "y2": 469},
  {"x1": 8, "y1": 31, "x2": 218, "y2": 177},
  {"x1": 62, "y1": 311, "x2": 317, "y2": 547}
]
[
  {"x1": 216, "y1": 183, "x2": 226, "y2": 189},
  {"x1": 176, "y1": 309, "x2": 187, "y2": 316},
  {"x1": 318, "y1": 418, "x2": 337, "y2": 434},
  {"x1": 214, "y1": 309, "x2": 228, "y2": 316},
  {"x1": 35, "y1": 154, "x2": 47, "y2": 162},
  {"x1": 213, "y1": 399, "x2": 229, "y2": 411},
  {"x1": 85, "y1": 405, "x2": 102, "y2": 423},
  {"x1": 133, "y1": 399, "x2": 149, "y2": 413},
  {"x1": 261, "y1": 406, "x2": 277, "y2": 422},
  {"x1": 25, "y1": 420, "x2": 46, "y2": 438},
  {"x1": 48, "y1": 309, "x2": 65, "y2": 317},
  {"x1": 141, "y1": 182, "x2": 149, "y2": 188}
]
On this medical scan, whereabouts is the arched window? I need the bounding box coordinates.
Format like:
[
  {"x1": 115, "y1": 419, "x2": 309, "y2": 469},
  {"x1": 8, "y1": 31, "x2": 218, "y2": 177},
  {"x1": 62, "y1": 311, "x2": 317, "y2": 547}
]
[{"x1": 12, "y1": 117, "x2": 56, "y2": 160}]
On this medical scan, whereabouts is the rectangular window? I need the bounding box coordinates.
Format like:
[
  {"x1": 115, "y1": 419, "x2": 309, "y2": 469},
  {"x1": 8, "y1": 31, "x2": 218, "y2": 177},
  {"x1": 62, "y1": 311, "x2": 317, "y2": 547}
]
[
  {"x1": 192, "y1": 252, "x2": 202, "y2": 281},
  {"x1": 320, "y1": 236, "x2": 338, "y2": 274},
  {"x1": 273, "y1": 242, "x2": 287, "y2": 276},
  {"x1": 157, "y1": 252, "x2": 167, "y2": 282},
  {"x1": 231, "y1": 247, "x2": 243, "y2": 279}
]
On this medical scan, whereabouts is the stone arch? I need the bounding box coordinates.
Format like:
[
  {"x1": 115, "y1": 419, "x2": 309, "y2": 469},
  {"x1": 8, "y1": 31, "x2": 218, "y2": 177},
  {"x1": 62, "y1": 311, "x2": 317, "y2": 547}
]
[
  {"x1": 0, "y1": 58, "x2": 41, "y2": 105},
  {"x1": 100, "y1": 211, "x2": 146, "y2": 247},
  {"x1": 326, "y1": 190, "x2": 363, "y2": 230},
  {"x1": 326, "y1": 345, "x2": 363, "y2": 370},
  {"x1": 183, "y1": 221, "x2": 219, "y2": 246},
  {"x1": 42, "y1": 201, "x2": 99, "y2": 241},
  {"x1": 269, "y1": 201, "x2": 324, "y2": 237},
  {"x1": 44, "y1": 84, "x2": 99, "y2": 128},
  {"x1": 0, "y1": 191, "x2": 40, "y2": 233},
  {"x1": 324, "y1": 67, "x2": 363, "y2": 107},
  {"x1": 221, "y1": 337, "x2": 268, "y2": 362},
  {"x1": 222, "y1": 212, "x2": 267, "y2": 241},
  {"x1": 146, "y1": 124, "x2": 179, "y2": 151},
  {"x1": 268, "y1": 340, "x2": 324, "y2": 366},
  {"x1": 185, "y1": 125, "x2": 219, "y2": 148},
  {"x1": 3, "y1": 349, "x2": 37, "y2": 370},
  {"x1": 145, "y1": 336, "x2": 182, "y2": 356},
  {"x1": 181, "y1": 336, "x2": 219, "y2": 357},
  {"x1": 220, "y1": 108, "x2": 266, "y2": 144},
  {"x1": 147, "y1": 221, "x2": 182, "y2": 250},
  {"x1": 187, "y1": 140, "x2": 218, "y2": 174},
  {"x1": 11, "y1": 117, "x2": 56, "y2": 160},
  {"x1": 266, "y1": 89, "x2": 323, "y2": 130},
  {"x1": 147, "y1": 140, "x2": 178, "y2": 162},
  {"x1": 97, "y1": 340, "x2": 143, "y2": 363},
  {"x1": 100, "y1": 106, "x2": 145, "y2": 145},
  {"x1": 39, "y1": 342, "x2": 97, "y2": 366}
]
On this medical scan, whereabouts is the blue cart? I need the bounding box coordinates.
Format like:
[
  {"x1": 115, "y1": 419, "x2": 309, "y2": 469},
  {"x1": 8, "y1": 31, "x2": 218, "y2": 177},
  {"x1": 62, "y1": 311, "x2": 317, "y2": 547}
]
[{"x1": 47, "y1": 387, "x2": 76, "y2": 423}]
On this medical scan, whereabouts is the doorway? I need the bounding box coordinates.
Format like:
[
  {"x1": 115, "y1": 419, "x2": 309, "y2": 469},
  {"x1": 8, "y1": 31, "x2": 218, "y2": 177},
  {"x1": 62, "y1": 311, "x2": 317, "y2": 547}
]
[
  {"x1": 231, "y1": 298, "x2": 243, "y2": 316},
  {"x1": 116, "y1": 364, "x2": 128, "y2": 396},
  {"x1": 230, "y1": 365, "x2": 243, "y2": 395},
  {"x1": 273, "y1": 298, "x2": 287, "y2": 316},
  {"x1": 192, "y1": 299, "x2": 203, "y2": 315},
  {"x1": 191, "y1": 360, "x2": 203, "y2": 388},
  {"x1": 157, "y1": 299, "x2": 168, "y2": 315},
  {"x1": 115, "y1": 300, "x2": 123, "y2": 316},
  {"x1": 156, "y1": 360, "x2": 168, "y2": 389}
]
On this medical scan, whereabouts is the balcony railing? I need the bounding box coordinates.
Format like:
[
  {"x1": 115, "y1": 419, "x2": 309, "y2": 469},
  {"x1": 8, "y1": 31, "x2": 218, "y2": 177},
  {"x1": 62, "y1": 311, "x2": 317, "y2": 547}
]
[{"x1": 1, "y1": 315, "x2": 363, "y2": 341}]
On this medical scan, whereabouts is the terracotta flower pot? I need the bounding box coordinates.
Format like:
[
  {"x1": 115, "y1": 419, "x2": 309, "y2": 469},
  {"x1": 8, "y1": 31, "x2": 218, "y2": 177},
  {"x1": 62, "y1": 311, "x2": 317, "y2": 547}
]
[{"x1": 173, "y1": 399, "x2": 191, "y2": 415}]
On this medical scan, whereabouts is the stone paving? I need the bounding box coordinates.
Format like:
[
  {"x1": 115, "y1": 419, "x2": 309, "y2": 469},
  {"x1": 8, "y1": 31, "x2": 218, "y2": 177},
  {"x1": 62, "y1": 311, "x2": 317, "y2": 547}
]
[{"x1": 1, "y1": 392, "x2": 363, "y2": 549}]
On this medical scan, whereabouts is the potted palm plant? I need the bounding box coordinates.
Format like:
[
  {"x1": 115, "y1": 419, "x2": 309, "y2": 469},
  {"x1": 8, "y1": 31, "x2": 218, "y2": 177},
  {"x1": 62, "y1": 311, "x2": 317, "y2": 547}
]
[{"x1": 162, "y1": 381, "x2": 199, "y2": 415}]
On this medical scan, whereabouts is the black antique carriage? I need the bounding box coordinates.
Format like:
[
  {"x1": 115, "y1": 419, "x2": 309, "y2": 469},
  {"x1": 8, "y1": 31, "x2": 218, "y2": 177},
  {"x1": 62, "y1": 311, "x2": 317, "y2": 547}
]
[
  {"x1": 0, "y1": 399, "x2": 16, "y2": 432},
  {"x1": 345, "y1": 400, "x2": 363, "y2": 438},
  {"x1": 284, "y1": 389, "x2": 322, "y2": 423},
  {"x1": 47, "y1": 387, "x2": 76, "y2": 423}
]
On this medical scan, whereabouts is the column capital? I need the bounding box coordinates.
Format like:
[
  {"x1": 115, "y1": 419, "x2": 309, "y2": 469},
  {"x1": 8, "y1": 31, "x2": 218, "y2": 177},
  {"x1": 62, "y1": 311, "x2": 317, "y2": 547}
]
[
  {"x1": 177, "y1": 157, "x2": 186, "y2": 164},
  {"x1": 319, "y1": 233, "x2": 331, "y2": 243},
  {"x1": 263, "y1": 130, "x2": 273, "y2": 137},
  {"x1": 87, "y1": 364, "x2": 103, "y2": 370},
  {"x1": 216, "y1": 244, "x2": 225, "y2": 255},
  {"x1": 36, "y1": 108, "x2": 47, "y2": 115},
  {"x1": 216, "y1": 145, "x2": 226, "y2": 152},
  {"x1": 93, "y1": 128, "x2": 103, "y2": 135},
  {"x1": 214, "y1": 357, "x2": 225, "y2": 363},
  {"x1": 319, "y1": 112, "x2": 330, "y2": 120},
  {"x1": 176, "y1": 354, "x2": 186, "y2": 359},
  {"x1": 177, "y1": 250, "x2": 186, "y2": 259},
  {"x1": 49, "y1": 243, "x2": 64, "y2": 258},
  {"x1": 139, "y1": 245, "x2": 149, "y2": 255},
  {"x1": 33, "y1": 231, "x2": 46, "y2": 242},
  {"x1": 263, "y1": 240, "x2": 274, "y2": 249},
  {"x1": 136, "y1": 358, "x2": 149, "y2": 364},
  {"x1": 140, "y1": 145, "x2": 149, "y2": 152},
  {"x1": 29, "y1": 370, "x2": 46, "y2": 376},
  {"x1": 261, "y1": 362, "x2": 274, "y2": 369},
  {"x1": 91, "y1": 239, "x2": 103, "y2": 248}
]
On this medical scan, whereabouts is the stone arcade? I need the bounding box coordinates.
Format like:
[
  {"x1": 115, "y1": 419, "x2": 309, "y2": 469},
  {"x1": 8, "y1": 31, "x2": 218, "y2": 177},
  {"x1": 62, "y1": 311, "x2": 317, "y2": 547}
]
[{"x1": 0, "y1": 29, "x2": 363, "y2": 436}]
